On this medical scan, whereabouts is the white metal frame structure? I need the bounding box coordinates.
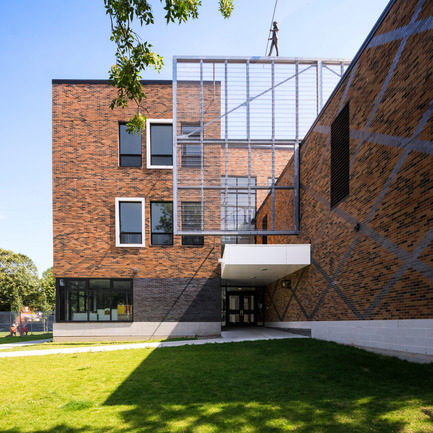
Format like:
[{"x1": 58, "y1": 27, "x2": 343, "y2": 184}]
[{"x1": 173, "y1": 56, "x2": 350, "y2": 236}]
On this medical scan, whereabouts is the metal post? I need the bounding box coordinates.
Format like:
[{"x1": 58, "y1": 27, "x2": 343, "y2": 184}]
[
  {"x1": 294, "y1": 146, "x2": 300, "y2": 232},
  {"x1": 271, "y1": 60, "x2": 276, "y2": 231},
  {"x1": 224, "y1": 60, "x2": 229, "y2": 231},
  {"x1": 295, "y1": 59, "x2": 300, "y2": 232},
  {"x1": 200, "y1": 59, "x2": 204, "y2": 230},
  {"x1": 246, "y1": 60, "x2": 252, "y2": 230},
  {"x1": 172, "y1": 57, "x2": 178, "y2": 234},
  {"x1": 295, "y1": 60, "x2": 299, "y2": 151},
  {"x1": 317, "y1": 60, "x2": 323, "y2": 114}
]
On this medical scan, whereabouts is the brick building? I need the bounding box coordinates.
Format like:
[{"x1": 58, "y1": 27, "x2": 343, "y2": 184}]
[
  {"x1": 257, "y1": 0, "x2": 433, "y2": 355},
  {"x1": 53, "y1": 0, "x2": 432, "y2": 356},
  {"x1": 52, "y1": 78, "x2": 294, "y2": 340},
  {"x1": 53, "y1": 80, "x2": 219, "y2": 339}
]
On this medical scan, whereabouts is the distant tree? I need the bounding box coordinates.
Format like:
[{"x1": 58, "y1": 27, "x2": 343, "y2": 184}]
[
  {"x1": 0, "y1": 248, "x2": 39, "y2": 312},
  {"x1": 39, "y1": 267, "x2": 56, "y2": 311},
  {"x1": 105, "y1": 0, "x2": 234, "y2": 134}
]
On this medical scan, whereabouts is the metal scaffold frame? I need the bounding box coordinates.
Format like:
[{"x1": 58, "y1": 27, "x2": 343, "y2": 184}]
[{"x1": 173, "y1": 56, "x2": 350, "y2": 236}]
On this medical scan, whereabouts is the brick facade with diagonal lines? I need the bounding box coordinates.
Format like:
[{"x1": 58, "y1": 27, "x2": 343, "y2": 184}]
[{"x1": 259, "y1": 0, "x2": 433, "y2": 354}]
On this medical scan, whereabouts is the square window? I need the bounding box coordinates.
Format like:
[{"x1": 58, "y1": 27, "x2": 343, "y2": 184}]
[
  {"x1": 181, "y1": 202, "x2": 204, "y2": 246},
  {"x1": 115, "y1": 198, "x2": 145, "y2": 247},
  {"x1": 119, "y1": 123, "x2": 142, "y2": 167},
  {"x1": 146, "y1": 119, "x2": 173, "y2": 168},
  {"x1": 181, "y1": 144, "x2": 201, "y2": 168},
  {"x1": 181, "y1": 124, "x2": 201, "y2": 138},
  {"x1": 151, "y1": 202, "x2": 173, "y2": 245}
]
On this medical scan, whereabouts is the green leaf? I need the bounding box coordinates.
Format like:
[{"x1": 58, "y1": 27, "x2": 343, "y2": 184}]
[
  {"x1": 126, "y1": 113, "x2": 146, "y2": 134},
  {"x1": 105, "y1": 0, "x2": 233, "y2": 127}
]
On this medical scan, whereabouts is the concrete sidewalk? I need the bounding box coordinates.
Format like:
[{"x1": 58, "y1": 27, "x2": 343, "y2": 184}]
[
  {"x1": 0, "y1": 339, "x2": 52, "y2": 350},
  {"x1": 0, "y1": 328, "x2": 305, "y2": 358}
]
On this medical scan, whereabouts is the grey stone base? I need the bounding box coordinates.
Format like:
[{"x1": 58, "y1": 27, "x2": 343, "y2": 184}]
[
  {"x1": 53, "y1": 321, "x2": 221, "y2": 342},
  {"x1": 266, "y1": 319, "x2": 433, "y2": 359}
]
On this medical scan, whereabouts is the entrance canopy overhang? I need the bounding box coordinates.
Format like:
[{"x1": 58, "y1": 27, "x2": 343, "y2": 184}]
[{"x1": 221, "y1": 244, "x2": 311, "y2": 286}]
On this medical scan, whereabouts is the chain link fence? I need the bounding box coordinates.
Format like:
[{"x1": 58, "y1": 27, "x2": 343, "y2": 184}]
[{"x1": 0, "y1": 311, "x2": 55, "y2": 336}]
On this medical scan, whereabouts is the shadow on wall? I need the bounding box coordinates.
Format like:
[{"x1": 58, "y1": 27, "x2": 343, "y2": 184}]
[{"x1": 134, "y1": 277, "x2": 221, "y2": 324}]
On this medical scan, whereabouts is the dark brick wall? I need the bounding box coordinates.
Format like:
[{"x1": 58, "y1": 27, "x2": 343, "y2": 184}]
[
  {"x1": 134, "y1": 278, "x2": 221, "y2": 322},
  {"x1": 259, "y1": 0, "x2": 433, "y2": 323}
]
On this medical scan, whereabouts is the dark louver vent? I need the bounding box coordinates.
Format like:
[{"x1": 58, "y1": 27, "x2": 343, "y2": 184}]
[{"x1": 330, "y1": 103, "x2": 350, "y2": 209}]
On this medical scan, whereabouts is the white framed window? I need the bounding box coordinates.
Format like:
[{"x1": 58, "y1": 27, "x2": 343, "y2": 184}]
[
  {"x1": 115, "y1": 198, "x2": 145, "y2": 247},
  {"x1": 146, "y1": 119, "x2": 173, "y2": 169}
]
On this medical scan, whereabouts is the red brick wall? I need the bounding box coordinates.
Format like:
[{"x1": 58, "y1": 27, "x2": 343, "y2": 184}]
[
  {"x1": 52, "y1": 81, "x2": 220, "y2": 280},
  {"x1": 52, "y1": 81, "x2": 292, "y2": 281},
  {"x1": 259, "y1": 0, "x2": 433, "y2": 322}
]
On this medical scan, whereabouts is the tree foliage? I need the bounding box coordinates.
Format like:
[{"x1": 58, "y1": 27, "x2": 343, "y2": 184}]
[
  {"x1": 0, "y1": 250, "x2": 56, "y2": 312},
  {"x1": 0, "y1": 248, "x2": 39, "y2": 312},
  {"x1": 39, "y1": 267, "x2": 56, "y2": 311},
  {"x1": 105, "y1": 0, "x2": 234, "y2": 134}
]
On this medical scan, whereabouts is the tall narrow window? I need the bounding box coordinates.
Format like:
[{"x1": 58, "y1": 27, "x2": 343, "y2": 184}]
[
  {"x1": 146, "y1": 119, "x2": 173, "y2": 168},
  {"x1": 119, "y1": 123, "x2": 142, "y2": 167},
  {"x1": 262, "y1": 214, "x2": 268, "y2": 244},
  {"x1": 330, "y1": 103, "x2": 350, "y2": 209},
  {"x1": 182, "y1": 202, "x2": 204, "y2": 246},
  {"x1": 115, "y1": 198, "x2": 145, "y2": 247},
  {"x1": 181, "y1": 123, "x2": 202, "y2": 168},
  {"x1": 151, "y1": 202, "x2": 173, "y2": 245}
]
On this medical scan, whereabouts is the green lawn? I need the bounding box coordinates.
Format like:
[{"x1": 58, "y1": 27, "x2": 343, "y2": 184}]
[
  {"x1": 0, "y1": 332, "x2": 52, "y2": 343},
  {"x1": 0, "y1": 336, "x2": 196, "y2": 352},
  {"x1": 0, "y1": 339, "x2": 432, "y2": 433}
]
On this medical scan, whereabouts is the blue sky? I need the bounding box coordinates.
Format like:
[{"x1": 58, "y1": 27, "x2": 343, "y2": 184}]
[{"x1": 0, "y1": 0, "x2": 389, "y2": 275}]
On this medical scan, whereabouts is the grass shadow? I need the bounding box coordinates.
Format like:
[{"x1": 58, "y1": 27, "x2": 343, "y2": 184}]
[
  {"x1": 103, "y1": 339, "x2": 433, "y2": 432},
  {"x1": 1, "y1": 339, "x2": 432, "y2": 432}
]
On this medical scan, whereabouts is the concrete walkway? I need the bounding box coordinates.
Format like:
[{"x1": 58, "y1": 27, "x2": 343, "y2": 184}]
[
  {"x1": 0, "y1": 339, "x2": 52, "y2": 350},
  {"x1": 0, "y1": 328, "x2": 305, "y2": 358}
]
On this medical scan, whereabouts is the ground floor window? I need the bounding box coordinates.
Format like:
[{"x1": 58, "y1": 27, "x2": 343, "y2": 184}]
[{"x1": 57, "y1": 278, "x2": 133, "y2": 322}]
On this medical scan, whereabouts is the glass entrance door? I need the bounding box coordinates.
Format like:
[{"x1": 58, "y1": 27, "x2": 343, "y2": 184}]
[{"x1": 227, "y1": 292, "x2": 256, "y2": 326}]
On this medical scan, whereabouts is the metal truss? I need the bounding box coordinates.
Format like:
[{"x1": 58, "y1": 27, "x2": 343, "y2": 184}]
[{"x1": 172, "y1": 56, "x2": 350, "y2": 236}]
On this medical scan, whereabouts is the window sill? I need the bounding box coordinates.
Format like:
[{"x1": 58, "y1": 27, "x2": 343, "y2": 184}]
[
  {"x1": 118, "y1": 166, "x2": 142, "y2": 169},
  {"x1": 146, "y1": 165, "x2": 173, "y2": 170}
]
